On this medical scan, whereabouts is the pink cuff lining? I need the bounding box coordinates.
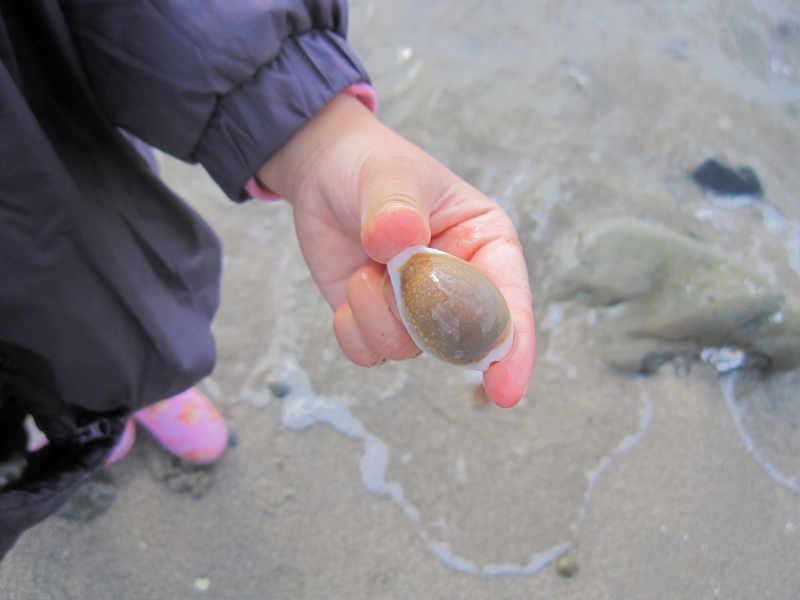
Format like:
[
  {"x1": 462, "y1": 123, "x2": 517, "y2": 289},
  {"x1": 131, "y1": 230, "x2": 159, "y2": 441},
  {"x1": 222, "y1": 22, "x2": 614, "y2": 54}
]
[
  {"x1": 345, "y1": 82, "x2": 379, "y2": 114},
  {"x1": 245, "y1": 83, "x2": 379, "y2": 201},
  {"x1": 243, "y1": 176, "x2": 283, "y2": 201}
]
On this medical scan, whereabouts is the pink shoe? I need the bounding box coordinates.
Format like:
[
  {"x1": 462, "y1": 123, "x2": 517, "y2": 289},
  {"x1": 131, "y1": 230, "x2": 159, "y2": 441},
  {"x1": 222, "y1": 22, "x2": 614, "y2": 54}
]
[
  {"x1": 134, "y1": 388, "x2": 228, "y2": 464},
  {"x1": 106, "y1": 419, "x2": 136, "y2": 465}
]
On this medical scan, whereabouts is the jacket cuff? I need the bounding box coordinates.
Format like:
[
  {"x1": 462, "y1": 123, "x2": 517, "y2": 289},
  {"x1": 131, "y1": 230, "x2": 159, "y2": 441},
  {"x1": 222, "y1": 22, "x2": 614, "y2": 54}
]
[
  {"x1": 244, "y1": 83, "x2": 379, "y2": 201},
  {"x1": 193, "y1": 30, "x2": 370, "y2": 201}
]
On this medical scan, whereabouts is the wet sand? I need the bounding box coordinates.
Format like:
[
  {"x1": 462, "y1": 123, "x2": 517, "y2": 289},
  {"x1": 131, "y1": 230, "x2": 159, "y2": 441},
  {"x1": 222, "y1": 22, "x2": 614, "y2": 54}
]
[{"x1": 2, "y1": 1, "x2": 799, "y2": 598}]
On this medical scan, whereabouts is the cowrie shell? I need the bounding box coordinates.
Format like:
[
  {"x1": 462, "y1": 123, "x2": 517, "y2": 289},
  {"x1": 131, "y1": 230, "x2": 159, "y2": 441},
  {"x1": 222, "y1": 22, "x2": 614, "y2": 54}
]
[{"x1": 387, "y1": 245, "x2": 513, "y2": 371}]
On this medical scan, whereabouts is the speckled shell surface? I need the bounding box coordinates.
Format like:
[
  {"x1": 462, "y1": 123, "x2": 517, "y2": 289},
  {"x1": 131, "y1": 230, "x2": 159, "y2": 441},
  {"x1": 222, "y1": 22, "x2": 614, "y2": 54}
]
[{"x1": 387, "y1": 246, "x2": 513, "y2": 371}]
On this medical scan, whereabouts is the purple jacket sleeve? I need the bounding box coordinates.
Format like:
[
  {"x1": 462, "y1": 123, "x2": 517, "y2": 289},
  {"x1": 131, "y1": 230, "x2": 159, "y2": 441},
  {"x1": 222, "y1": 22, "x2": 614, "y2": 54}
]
[{"x1": 59, "y1": 0, "x2": 371, "y2": 200}]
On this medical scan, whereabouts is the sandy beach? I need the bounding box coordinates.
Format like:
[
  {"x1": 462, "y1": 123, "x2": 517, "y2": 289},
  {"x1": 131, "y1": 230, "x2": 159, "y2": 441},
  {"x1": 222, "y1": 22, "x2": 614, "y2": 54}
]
[{"x1": 2, "y1": 1, "x2": 799, "y2": 598}]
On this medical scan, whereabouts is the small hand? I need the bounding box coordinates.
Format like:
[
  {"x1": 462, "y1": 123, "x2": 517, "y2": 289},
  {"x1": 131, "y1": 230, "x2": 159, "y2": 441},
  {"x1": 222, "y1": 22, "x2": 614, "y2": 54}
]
[{"x1": 259, "y1": 94, "x2": 535, "y2": 407}]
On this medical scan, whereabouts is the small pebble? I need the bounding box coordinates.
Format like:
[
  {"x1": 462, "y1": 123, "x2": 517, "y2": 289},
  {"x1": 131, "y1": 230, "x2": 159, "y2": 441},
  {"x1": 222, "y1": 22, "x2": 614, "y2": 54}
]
[
  {"x1": 268, "y1": 381, "x2": 292, "y2": 399},
  {"x1": 556, "y1": 552, "x2": 579, "y2": 578},
  {"x1": 227, "y1": 425, "x2": 239, "y2": 448},
  {"x1": 193, "y1": 577, "x2": 211, "y2": 593},
  {"x1": 691, "y1": 158, "x2": 763, "y2": 198}
]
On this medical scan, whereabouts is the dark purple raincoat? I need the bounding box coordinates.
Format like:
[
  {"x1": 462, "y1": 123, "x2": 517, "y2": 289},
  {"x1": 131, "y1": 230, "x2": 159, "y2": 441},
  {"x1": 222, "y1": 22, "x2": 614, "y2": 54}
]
[{"x1": 0, "y1": 0, "x2": 369, "y2": 557}]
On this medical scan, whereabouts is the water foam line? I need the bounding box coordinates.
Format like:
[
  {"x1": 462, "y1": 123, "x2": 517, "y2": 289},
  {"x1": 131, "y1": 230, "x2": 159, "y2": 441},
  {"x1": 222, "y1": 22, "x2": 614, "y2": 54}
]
[{"x1": 277, "y1": 356, "x2": 657, "y2": 576}]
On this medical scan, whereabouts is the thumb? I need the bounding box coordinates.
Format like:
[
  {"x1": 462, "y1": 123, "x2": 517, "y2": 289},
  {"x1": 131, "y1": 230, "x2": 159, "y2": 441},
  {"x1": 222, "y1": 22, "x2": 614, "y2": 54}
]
[{"x1": 360, "y1": 159, "x2": 432, "y2": 264}]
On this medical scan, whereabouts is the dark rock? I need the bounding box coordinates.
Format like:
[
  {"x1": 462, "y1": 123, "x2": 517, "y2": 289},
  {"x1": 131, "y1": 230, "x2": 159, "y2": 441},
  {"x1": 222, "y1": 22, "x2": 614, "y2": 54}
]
[{"x1": 691, "y1": 158, "x2": 763, "y2": 198}]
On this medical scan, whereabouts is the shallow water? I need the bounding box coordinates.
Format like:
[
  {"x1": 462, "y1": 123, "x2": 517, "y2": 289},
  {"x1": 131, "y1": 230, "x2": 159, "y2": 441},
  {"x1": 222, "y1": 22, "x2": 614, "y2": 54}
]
[
  {"x1": 149, "y1": 0, "x2": 800, "y2": 593},
  {"x1": 213, "y1": 0, "x2": 800, "y2": 583},
  {"x1": 295, "y1": 0, "x2": 800, "y2": 575}
]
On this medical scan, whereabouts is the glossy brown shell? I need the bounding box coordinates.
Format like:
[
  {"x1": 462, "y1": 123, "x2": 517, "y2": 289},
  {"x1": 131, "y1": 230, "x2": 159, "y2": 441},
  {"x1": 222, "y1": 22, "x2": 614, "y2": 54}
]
[{"x1": 390, "y1": 248, "x2": 512, "y2": 369}]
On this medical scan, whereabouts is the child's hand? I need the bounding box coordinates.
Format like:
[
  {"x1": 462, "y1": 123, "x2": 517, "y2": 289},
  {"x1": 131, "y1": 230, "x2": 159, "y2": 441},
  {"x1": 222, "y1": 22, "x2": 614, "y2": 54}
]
[{"x1": 258, "y1": 93, "x2": 535, "y2": 408}]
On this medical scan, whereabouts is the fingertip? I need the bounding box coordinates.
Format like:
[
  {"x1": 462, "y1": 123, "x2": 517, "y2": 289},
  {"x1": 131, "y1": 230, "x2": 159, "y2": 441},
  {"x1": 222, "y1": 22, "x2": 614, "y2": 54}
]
[
  {"x1": 362, "y1": 207, "x2": 430, "y2": 263},
  {"x1": 333, "y1": 301, "x2": 384, "y2": 367},
  {"x1": 482, "y1": 334, "x2": 535, "y2": 408},
  {"x1": 483, "y1": 364, "x2": 529, "y2": 408}
]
